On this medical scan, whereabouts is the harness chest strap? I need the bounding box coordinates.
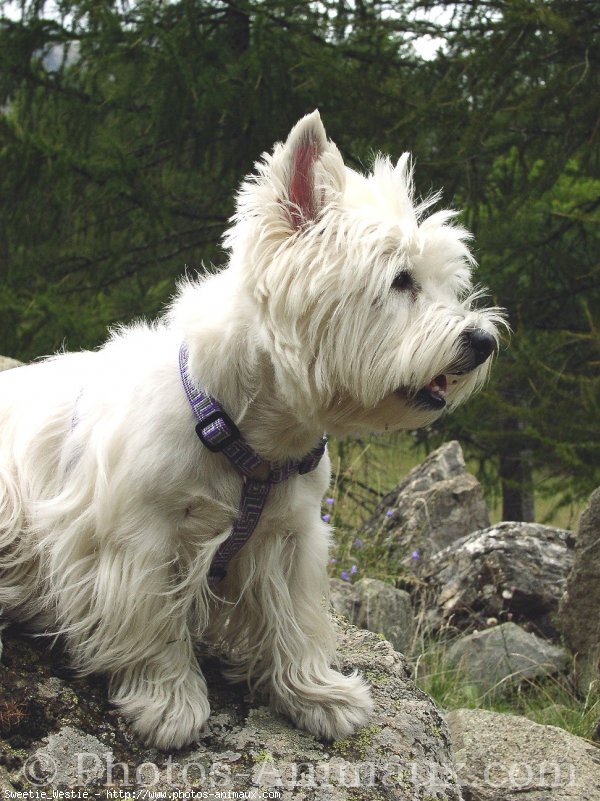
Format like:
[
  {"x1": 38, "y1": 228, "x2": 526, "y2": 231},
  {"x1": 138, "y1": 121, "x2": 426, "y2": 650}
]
[{"x1": 179, "y1": 344, "x2": 327, "y2": 586}]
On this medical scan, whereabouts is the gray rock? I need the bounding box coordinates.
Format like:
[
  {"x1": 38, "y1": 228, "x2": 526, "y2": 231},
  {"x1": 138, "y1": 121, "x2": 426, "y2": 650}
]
[
  {"x1": 329, "y1": 577, "x2": 360, "y2": 623},
  {"x1": 361, "y1": 441, "x2": 489, "y2": 567},
  {"x1": 0, "y1": 356, "x2": 23, "y2": 372},
  {"x1": 0, "y1": 623, "x2": 463, "y2": 799},
  {"x1": 0, "y1": 356, "x2": 22, "y2": 371},
  {"x1": 330, "y1": 577, "x2": 416, "y2": 655},
  {"x1": 0, "y1": 765, "x2": 16, "y2": 794},
  {"x1": 560, "y1": 487, "x2": 600, "y2": 694},
  {"x1": 445, "y1": 622, "x2": 569, "y2": 693},
  {"x1": 25, "y1": 726, "x2": 110, "y2": 786},
  {"x1": 424, "y1": 521, "x2": 574, "y2": 636},
  {"x1": 447, "y1": 708, "x2": 600, "y2": 800}
]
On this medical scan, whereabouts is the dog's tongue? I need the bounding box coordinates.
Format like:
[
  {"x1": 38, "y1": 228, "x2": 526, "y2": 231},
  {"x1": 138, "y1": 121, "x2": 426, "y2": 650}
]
[
  {"x1": 413, "y1": 373, "x2": 448, "y2": 410},
  {"x1": 428, "y1": 375, "x2": 447, "y2": 395}
]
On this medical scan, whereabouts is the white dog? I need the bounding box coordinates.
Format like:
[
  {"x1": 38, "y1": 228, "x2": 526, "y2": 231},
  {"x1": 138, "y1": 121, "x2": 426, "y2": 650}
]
[{"x1": 0, "y1": 112, "x2": 503, "y2": 749}]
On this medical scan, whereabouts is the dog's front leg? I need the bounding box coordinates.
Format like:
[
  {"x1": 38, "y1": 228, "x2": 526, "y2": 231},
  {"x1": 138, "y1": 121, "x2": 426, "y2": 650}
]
[
  {"x1": 108, "y1": 633, "x2": 211, "y2": 750},
  {"x1": 222, "y1": 519, "x2": 373, "y2": 740},
  {"x1": 56, "y1": 537, "x2": 211, "y2": 750}
]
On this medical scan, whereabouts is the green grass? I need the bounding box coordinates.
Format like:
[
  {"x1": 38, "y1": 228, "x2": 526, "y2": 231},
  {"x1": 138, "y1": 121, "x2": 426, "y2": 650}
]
[
  {"x1": 324, "y1": 432, "x2": 585, "y2": 584},
  {"x1": 325, "y1": 433, "x2": 421, "y2": 584},
  {"x1": 325, "y1": 432, "x2": 596, "y2": 742},
  {"x1": 327, "y1": 432, "x2": 585, "y2": 528},
  {"x1": 415, "y1": 641, "x2": 599, "y2": 741}
]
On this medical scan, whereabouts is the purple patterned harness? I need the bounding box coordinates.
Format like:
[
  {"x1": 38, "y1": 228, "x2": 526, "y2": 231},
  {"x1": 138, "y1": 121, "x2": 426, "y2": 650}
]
[{"x1": 179, "y1": 344, "x2": 327, "y2": 587}]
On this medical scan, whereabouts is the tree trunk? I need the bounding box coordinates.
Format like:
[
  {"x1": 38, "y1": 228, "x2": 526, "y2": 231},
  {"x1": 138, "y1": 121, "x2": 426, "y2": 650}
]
[{"x1": 500, "y1": 417, "x2": 535, "y2": 522}]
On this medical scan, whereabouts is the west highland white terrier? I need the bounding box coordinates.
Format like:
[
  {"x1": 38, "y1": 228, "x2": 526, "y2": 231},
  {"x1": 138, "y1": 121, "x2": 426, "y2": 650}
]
[{"x1": 0, "y1": 111, "x2": 504, "y2": 749}]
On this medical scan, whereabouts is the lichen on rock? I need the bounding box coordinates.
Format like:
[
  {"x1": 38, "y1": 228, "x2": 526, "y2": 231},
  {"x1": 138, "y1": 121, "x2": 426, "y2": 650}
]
[{"x1": 0, "y1": 621, "x2": 463, "y2": 800}]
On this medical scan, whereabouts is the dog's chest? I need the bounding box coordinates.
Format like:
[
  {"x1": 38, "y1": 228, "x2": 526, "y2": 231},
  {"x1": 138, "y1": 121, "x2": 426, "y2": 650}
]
[{"x1": 174, "y1": 465, "x2": 321, "y2": 546}]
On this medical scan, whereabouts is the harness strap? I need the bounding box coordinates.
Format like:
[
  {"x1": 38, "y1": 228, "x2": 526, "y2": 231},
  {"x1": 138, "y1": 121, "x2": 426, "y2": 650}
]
[{"x1": 179, "y1": 344, "x2": 327, "y2": 586}]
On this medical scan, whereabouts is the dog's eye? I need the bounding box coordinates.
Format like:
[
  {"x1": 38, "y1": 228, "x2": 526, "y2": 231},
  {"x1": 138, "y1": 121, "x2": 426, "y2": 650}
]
[{"x1": 391, "y1": 272, "x2": 414, "y2": 292}]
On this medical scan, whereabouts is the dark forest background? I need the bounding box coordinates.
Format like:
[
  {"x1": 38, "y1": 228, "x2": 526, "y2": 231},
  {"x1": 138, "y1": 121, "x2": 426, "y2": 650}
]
[{"x1": 1, "y1": 0, "x2": 598, "y2": 521}]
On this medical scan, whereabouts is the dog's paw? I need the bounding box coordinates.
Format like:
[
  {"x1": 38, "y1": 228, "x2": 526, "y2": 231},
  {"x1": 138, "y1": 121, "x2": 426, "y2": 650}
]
[
  {"x1": 275, "y1": 669, "x2": 373, "y2": 741},
  {"x1": 135, "y1": 693, "x2": 211, "y2": 751},
  {"x1": 112, "y1": 671, "x2": 211, "y2": 750}
]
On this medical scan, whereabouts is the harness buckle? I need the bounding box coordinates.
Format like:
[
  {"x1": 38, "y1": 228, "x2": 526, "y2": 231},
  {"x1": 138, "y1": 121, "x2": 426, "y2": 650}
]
[{"x1": 195, "y1": 410, "x2": 241, "y2": 453}]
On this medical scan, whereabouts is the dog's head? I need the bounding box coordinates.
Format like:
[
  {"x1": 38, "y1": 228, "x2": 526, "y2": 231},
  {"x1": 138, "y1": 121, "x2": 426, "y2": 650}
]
[{"x1": 225, "y1": 111, "x2": 506, "y2": 435}]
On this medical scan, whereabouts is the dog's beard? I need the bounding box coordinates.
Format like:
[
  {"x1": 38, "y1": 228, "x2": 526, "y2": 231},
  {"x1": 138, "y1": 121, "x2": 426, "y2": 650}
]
[
  {"x1": 321, "y1": 373, "x2": 481, "y2": 436},
  {"x1": 322, "y1": 394, "x2": 440, "y2": 436},
  {"x1": 312, "y1": 323, "x2": 497, "y2": 437}
]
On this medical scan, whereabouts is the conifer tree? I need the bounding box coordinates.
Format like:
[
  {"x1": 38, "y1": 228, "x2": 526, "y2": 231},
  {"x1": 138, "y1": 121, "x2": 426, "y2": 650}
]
[{"x1": 1, "y1": 0, "x2": 598, "y2": 516}]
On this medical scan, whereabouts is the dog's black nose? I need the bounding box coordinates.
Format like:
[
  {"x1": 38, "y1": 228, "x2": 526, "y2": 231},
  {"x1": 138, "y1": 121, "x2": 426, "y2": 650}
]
[{"x1": 466, "y1": 328, "x2": 496, "y2": 366}]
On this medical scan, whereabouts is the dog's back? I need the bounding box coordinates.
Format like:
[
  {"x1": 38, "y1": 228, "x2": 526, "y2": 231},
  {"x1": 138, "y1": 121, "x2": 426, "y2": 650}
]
[{"x1": 0, "y1": 354, "x2": 95, "y2": 627}]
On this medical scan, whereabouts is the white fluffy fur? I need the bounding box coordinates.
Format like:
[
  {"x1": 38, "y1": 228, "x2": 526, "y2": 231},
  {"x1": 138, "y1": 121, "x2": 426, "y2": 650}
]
[{"x1": 0, "y1": 112, "x2": 503, "y2": 749}]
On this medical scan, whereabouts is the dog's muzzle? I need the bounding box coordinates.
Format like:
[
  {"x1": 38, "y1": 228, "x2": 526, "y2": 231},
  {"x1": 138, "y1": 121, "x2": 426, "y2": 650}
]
[{"x1": 414, "y1": 328, "x2": 496, "y2": 410}]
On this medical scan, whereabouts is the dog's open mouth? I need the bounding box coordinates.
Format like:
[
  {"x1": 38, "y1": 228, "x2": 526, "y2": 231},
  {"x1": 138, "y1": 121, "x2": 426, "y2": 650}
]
[{"x1": 414, "y1": 374, "x2": 448, "y2": 410}]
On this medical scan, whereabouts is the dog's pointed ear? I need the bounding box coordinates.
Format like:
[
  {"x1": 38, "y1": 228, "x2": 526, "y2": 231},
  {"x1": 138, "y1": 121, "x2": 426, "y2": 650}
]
[{"x1": 279, "y1": 111, "x2": 344, "y2": 230}]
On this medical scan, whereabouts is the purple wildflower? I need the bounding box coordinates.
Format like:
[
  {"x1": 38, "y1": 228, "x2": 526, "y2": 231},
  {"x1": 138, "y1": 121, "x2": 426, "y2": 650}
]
[
  {"x1": 411, "y1": 549, "x2": 421, "y2": 561},
  {"x1": 341, "y1": 570, "x2": 350, "y2": 582},
  {"x1": 322, "y1": 513, "x2": 331, "y2": 523},
  {"x1": 385, "y1": 509, "x2": 394, "y2": 518},
  {"x1": 326, "y1": 497, "x2": 335, "y2": 506},
  {"x1": 350, "y1": 564, "x2": 358, "y2": 575}
]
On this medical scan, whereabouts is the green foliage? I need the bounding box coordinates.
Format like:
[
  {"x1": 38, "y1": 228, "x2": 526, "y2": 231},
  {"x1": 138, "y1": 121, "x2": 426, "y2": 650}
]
[
  {"x1": 324, "y1": 433, "x2": 424, "y2": 585},
  {"x1": 416, "y1": 640, "x2": 600, "y2": 742},
  {"x1": 402, "y1": 1, "x2": 600, "y2": 510},
  {"x1": 1, "y1": 0, "x2": 599, "y2": 509},
  {"x1": 324, "y1": 433, "x2": 584, "y2": 587}
]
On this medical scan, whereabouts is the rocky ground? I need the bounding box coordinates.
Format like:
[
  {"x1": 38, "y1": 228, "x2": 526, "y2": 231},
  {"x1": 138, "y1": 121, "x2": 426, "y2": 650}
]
[
  {"x1": 0, "y1": 622, "x2": 462, "y2": 801},
  {"x1": 1, "y1": 358, "x2": 600, "y2": 800},
  {"x1": 331, "y1": 441, "x2": 600, "y2": 800}
]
